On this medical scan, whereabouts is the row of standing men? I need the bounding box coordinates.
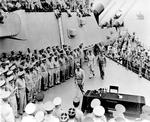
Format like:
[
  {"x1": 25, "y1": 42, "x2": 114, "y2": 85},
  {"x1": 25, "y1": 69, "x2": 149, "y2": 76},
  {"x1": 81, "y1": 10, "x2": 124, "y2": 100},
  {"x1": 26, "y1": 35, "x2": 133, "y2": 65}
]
[{"x1": 0, "y1": 44, "x2": 84, "y2": 118}]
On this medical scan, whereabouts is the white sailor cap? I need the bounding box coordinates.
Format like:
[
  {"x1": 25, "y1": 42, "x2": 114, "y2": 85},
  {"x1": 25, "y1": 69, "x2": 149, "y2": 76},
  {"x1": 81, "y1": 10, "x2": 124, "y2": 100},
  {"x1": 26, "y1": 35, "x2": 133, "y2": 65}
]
[
  {"x1": 43, "y1": 101, "x2": 55, "y2": 111},
  {"x1": 10, "y1": 65, "x2": 16, "y2": 70},
  {"x1": 18, "y1": 71, "x2": 24, "y2": 76},
  {"x1": 35, "y1": 111, "x2": 45, "y2": 122},
  {"x1": 91, "y1": 99, "x2": 101, "y2": 108},
  {"x1": 25, "y1": 103, "x2": 37, "y2": 115},
  {"x1": 7, "y1": 75, "x2": 14, "y2": 82},
  {"x1": 0, "y1": 79, "x2": 6, "y2": 87},
  {"x1": 53, "y1": 97, "x2": 62, "y2": 106},
  {"x1": 7, "y1": 70, "x2": 13, "y2": 76},
  {"x1": 93, "y1": 106, "x2": 105, "y2": 117}
]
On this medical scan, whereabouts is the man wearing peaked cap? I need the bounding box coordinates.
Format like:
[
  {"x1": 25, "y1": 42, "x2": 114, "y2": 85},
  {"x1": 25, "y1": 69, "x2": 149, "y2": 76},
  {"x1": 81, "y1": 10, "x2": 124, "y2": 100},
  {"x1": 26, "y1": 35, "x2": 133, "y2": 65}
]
[
  {"x1": 16, "y1": 70, "x2": 27, "y2": 115},
  {"x1": 40, "y1": 57, "x2": 49, "y2": 91},
  {"x1": 74, "y1": 62, "x2": 85, "y2": 98},
  {"x1": 43, "y1": 101, "x2": 60, "y2": 122},
  {"x1": 53, "y1": 97, "x2": 64, "y2": 119},
  {"x1": 0, "y1": 90, "x2": 15, "y2": 122},
  {"x1": 47, "y1": 55, "x2": 54, "y2": 88}
]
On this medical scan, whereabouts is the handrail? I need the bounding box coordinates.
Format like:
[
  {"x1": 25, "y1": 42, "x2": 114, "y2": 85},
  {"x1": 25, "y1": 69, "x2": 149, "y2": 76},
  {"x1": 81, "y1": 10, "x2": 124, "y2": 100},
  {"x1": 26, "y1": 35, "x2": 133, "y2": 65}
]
[{"x1": 106, "y1": 55, "x2": 150, "y2": 81}]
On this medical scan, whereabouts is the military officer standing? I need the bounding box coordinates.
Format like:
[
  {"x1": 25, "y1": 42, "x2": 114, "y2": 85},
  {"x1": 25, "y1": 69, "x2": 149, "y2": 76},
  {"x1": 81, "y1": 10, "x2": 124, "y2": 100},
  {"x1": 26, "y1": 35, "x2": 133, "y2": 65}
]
[
  {"x1": 16, "y1": 71, "x2": 27, "y2": 115},
  {"x1": 47, "y1": 56, "x2": 54, "y2": 87},
  {"x1": 74, "y1": 63, "x2": 85, "y2": 97},
  {"x1": 53, "y1": 56, "x2": 60, "y2": 84},
  {"x1": 97, "y1": 52, "x2": 106, "y2": 80},
  {"x1": 87, "y1": 50, "x2": 95, "y2": 78},
  {"x1": 59, "y1": 53, "x2": 66, "y2": 83}
]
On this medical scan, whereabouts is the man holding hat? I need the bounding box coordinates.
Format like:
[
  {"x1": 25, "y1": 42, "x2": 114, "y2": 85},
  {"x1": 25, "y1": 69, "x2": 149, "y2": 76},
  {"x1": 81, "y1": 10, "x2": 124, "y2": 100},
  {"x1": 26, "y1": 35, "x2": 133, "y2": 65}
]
[
  {"x1": 0, "y1": 90, "x2": 15, "y2": 122},
  {"x1": 43, "y1": 101, "x2": 60, "y2": 122},
  {"x1": 74, "y1": 63, "x2": 85, "y2": 97}
]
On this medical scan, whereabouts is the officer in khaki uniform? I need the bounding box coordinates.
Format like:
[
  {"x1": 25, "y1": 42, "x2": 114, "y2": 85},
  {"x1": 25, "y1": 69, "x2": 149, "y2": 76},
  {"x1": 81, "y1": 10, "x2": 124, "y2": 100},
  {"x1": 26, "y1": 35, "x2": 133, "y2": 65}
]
[
  {"x1": 53, "y1": 56, "x2": 60, "y2": 84},
  {"x1": 16, "y1": 71, "x2": 27, "y2": 115},
  {"x1": 41, "y1": 59, "x2": 49, "y2": 90},
  {"x1": 69, "y1": 51, "x2": 75, "y2": 77},
  {"x1": 47, "y1": 56, "x2": 54, "y2": 87},
  {"x1": 25, "y1": 67, "x2": 34, "y2": 103},
  {"x1": 59, "y1": 53, "x2": 66, "y2": 83},
  {"x1": 87, "y1": 50, "x2": 95, "y2": 78},
  {"x1": 74, "y1": 63, "x2": 85, "y2": 97}
]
